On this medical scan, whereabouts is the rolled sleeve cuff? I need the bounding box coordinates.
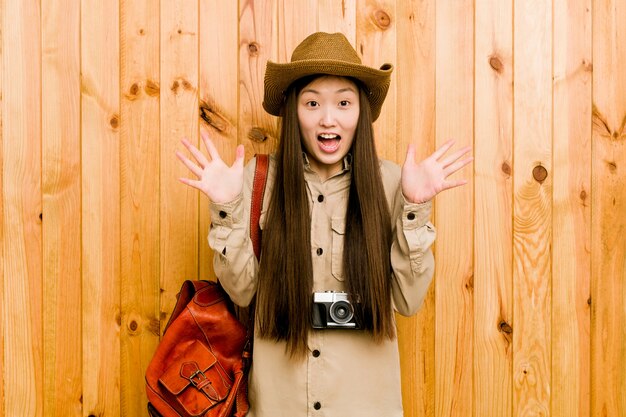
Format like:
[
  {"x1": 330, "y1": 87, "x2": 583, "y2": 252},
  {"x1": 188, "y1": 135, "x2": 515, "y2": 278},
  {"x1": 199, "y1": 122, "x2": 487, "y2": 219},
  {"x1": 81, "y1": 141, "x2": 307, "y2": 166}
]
[
  {"x1": 402, "y1": 196, "x2": 432, "y2": 230},
  {"x1": 209, "y1": 193, "x2": 245, "y2": 228}
]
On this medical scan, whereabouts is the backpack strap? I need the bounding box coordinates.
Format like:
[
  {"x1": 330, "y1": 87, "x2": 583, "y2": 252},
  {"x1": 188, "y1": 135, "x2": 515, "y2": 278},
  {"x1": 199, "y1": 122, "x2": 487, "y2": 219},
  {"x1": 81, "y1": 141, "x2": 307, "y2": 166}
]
[{"x1": 250, "y1": 154, "x2": 269, "y2": 260}]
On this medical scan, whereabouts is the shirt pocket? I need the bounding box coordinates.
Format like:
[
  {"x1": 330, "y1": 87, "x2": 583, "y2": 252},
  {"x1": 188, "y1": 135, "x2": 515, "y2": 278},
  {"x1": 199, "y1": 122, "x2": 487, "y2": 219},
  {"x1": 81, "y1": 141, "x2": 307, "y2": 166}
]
[{"x1": 331, "y1": 216, "x2": 346, "y2": 281}]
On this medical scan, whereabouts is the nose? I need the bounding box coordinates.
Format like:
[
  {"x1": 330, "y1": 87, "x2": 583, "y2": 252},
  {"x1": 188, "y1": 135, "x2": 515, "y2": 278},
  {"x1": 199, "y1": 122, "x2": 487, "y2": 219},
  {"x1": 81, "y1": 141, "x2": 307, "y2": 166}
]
[{"x1": 319, "y1": 107, "x2": 336, "y2": 127}]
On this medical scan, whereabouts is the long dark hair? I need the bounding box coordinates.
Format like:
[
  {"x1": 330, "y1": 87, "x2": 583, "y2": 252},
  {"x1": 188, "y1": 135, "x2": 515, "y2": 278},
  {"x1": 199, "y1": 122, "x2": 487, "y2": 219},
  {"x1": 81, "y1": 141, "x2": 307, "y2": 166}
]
[{"x1": 256, "y1": 75, "x2": 394, "y2": 358}]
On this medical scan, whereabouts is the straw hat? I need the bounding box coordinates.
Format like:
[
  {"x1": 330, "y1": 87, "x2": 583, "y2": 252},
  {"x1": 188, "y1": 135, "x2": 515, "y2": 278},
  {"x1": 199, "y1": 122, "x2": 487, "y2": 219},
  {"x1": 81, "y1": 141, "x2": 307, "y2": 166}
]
[{"x1": 263, "y1": 32, "x2": 393, "y2": 121}]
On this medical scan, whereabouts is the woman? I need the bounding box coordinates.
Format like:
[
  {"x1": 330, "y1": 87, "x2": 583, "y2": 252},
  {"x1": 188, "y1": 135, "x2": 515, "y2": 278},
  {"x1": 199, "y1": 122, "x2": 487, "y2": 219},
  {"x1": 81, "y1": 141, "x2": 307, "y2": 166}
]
[{"x1": 177, "y1": 32, "x2": 472, "y2": 417}]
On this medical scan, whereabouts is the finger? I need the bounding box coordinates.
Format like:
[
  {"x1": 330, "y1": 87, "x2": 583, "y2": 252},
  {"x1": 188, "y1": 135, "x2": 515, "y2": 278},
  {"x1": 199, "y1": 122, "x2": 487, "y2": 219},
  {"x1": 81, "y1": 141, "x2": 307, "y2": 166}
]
[
  {"x1": 403, "y1": 143, "x2": 416, "y2": 166},
  {"x1": 182, "y1": 138, "x2": 210, "y2": 168},
  {"x1": 444, "y1": 156, "x2": 474, "y2": 177},
  {"x1": 176, "y1": 150, "x2": 203, "y2": 178},
  {"x1": 178, "y1": 177, "x2": 203, "y2": 191},
  {"x1": 442, "y1": 178, "x2": 469, "y2": 191},
  {"x1": 432, "y1": 139, "x2": 456, "y2": 161},
  {"x1": 441, "y1": 146, "x2": 472, "y2": 168},
  {"x1": 201, "y1": 130, "x2": 222, "y2": 162}
]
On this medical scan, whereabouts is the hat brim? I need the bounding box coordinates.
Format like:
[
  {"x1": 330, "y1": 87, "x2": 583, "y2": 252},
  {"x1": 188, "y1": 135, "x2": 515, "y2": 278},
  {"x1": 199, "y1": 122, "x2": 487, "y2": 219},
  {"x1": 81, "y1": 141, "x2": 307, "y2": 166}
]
[{"x1": 263, "y1": 59, "x2": 393, "y2": 121}]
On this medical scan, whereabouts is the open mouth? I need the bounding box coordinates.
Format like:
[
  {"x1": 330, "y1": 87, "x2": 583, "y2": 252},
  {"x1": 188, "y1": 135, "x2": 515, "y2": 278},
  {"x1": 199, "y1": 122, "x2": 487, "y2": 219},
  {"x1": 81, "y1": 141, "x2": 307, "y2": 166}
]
[{"x1": 317, "y1": 133, "x2": 341, "y2": 153}]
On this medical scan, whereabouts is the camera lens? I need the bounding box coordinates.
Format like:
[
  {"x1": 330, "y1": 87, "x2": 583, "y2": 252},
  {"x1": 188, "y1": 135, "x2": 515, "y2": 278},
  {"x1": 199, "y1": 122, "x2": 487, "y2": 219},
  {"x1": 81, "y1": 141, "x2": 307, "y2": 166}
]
[{"x1": 329, "y1": 300, "x2": 354, "y2": 324}]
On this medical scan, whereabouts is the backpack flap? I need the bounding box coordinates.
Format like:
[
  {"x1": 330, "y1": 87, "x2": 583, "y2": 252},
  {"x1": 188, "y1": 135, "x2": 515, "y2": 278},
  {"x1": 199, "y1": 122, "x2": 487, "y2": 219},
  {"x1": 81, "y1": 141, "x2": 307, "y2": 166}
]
[{"x1": 158, "y1": 340, "x2": 231, "y2": 416}]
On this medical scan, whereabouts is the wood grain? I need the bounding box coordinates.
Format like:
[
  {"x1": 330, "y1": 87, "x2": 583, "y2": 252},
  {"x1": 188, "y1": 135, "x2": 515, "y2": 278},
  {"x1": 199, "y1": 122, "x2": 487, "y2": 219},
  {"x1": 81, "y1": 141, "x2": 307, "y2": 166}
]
[
  {"x1": 591, "y1": 0, "x2": 626, "y2": 415},
  {"x1": 239, "y1": 0, "x2": 279, "y2": 159},
  {"x1": 0, "y1": 0, "x2": 5, "y2": 413},
  {"x1": 434, "y1": 1, "x2": 474, "y2": 416},
  {"x1": 278, "y1": 0, "x2": 317, "y2": 63},
  {"x1": 81, "y1": 0, "x2": 121, "y2": 415},
  {"x1": 357, "y1": 0, "x2": 397, "y2": 162},
  {"x1": 474, "y1": 0, "x2": 514, "y2": 416},
  {"x1": 395, "y1": 0, "x2": 436, "y2": 415},
  {"x1": 120, "y1": 0, "x2": 160, "y2": 414},
  {"x1": 318, "y1": 0, "x2": 357, "y2": 45},
  {"x1": 552, "y1": 0, "x2": 592, "y2": 416},
  {"x1": 2, "y1": 0, "x2": 43, "y2": 415},
  {"x1": 42, "y1": 0, "x2": 82, "y2": 415},
  {"x1": 160, "y1": 0, "x2": 199, "y2": 331},
  {"x1": 513, "y1": 0, "x2": 553, "y2": 415}
]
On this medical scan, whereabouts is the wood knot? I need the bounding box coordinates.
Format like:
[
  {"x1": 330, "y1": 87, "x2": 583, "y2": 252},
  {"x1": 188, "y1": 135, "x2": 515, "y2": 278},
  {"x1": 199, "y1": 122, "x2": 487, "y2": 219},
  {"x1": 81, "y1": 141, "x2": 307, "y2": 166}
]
[
  {"x1": 248, "y1": 127, "x2": 269, "y2": 143},
  {"x1": 501, "y1": 161, "x2": 511, "y2": 176},
  {"x1": 171, "y1": 80, "x2": 180, "y2": 93},
  {"x1": 139, "y1": 28, "x2": 145, "y2": 35},
  {"x1": 580, "y1": 189, "x2": 587, "y2": 201},
  {"x1": 181, "y1": 79, "x2": 193, "y2": 90},
  {"x1": 498, "y1": 320, "x2": 512, "y2": 334},
  {"x1": 109, "y1": 115, "x2": 120, "y2": 129},
  {"x1": 465, "y1": 274, "x2": 474, "y2": 291},
  {"x1": 532, "y1": 165, "x2": 548, "y2": 183},
  {"x1": 129, "y1": 320, "x2": 138, "y2": 332},
  {"x1": 126, "y1": 83, "x2": 140, "y2": 100},
  {"x1": 149, "y1": 318, "x2": 161, "y2": 336},
  {"x1": 606, "y1": 160, "x2": 617, "y2": 173},
  {"x1": 587, "y1": 297, "x2": 591, "y2": 306},
  {"x1": 177, "y1": 29, "x2": 182, "y2": 34},
  {"x1": 39, "y1": 212, "x2": 43, "y2": 221},
  {"x1": 199, "y1": 100, "x2": 229, "y2": 132},
  {"x1": 374, "y1": 10, "x2": 391, "y2": 29},
  {"x1": 248, "y1": 42, "x2": 259, "y2": 56},
  {"x1": 582, "y1": 59, "x2": 592, "y2": 72},
  {"x1": 144, "y1": 79, "x2": 160, "y2": 97},
  {"x1": 489, "y1": 55, "x2": 504, "y2": 73}
]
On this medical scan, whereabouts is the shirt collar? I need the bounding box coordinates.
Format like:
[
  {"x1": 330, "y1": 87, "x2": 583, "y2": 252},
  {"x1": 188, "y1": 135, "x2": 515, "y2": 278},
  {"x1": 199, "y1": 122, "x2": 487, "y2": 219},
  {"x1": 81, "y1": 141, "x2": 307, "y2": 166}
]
[{"x1": 302, "y1": 152, "x2": 352, "y2": 177}]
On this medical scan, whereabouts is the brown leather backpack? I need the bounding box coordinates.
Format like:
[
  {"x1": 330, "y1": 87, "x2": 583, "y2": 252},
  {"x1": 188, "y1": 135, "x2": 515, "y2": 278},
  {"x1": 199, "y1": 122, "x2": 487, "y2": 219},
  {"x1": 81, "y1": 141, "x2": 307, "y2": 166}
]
[{"x1": 145, "y1": 154, "x2": 268, "y2": 417}]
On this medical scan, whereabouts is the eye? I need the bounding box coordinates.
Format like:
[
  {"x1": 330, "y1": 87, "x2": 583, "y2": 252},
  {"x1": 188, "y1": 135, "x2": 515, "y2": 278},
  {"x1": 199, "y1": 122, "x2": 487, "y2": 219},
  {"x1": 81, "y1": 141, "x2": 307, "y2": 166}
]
[
  {"x1": 306, "y1": 100, "x2": 319, "y2": 108},
  {"x1": 339, "y1": 100, "x2": 351, "y2": 107}
]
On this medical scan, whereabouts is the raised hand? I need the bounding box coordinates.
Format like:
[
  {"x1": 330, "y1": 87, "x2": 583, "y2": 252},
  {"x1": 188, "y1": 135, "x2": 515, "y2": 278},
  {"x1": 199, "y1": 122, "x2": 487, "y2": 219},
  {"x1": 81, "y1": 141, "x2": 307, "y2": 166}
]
[
  {"x1": 401, "y1": 140, "x2": 473, "y2": 204},
  {"x1": 176, "y1": 130, "x2": 245, "y2": 204}
]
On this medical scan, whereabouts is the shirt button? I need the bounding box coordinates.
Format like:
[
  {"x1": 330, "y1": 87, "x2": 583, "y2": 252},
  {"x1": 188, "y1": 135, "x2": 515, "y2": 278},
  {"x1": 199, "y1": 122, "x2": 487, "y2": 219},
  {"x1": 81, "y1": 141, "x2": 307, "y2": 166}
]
[
  {"x1": 407, "y1": 212, "x2": 416, "y2": 221},
  {"x1": 317, "y1": 194, "x2": 324, "y2": 203},
  {"x1": 313, "y1": 402, "x2": 322, "y2": 410},
  {"x1": 219, "y1": 210, "x2": 227, "y2": 219},
  {"x1": 312, "y1": 349, "x2": 320, "y2": 357},
  {"x1": 316, "y1": 248, "x2": 323, "y2": 256}
]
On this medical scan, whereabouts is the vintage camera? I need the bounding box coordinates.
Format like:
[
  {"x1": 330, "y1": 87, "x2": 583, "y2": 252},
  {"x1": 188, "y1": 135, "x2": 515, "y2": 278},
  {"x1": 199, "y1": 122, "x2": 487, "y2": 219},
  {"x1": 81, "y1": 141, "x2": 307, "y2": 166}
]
[{"x1": 311, "y1": 291, "x2": 359, "y2": 329}]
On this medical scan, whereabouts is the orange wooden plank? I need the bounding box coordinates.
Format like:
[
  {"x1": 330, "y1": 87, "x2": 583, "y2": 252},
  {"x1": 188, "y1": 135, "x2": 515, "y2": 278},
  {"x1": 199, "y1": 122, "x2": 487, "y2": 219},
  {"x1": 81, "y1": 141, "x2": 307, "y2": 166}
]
[
  {"x1": 552, "y1": 0, "x2": 592, "y2": 416},
  {"x1": 434, "y1": 1, "x2": 474, "y2": 415},
  {"x1": 278, "y1": 0, "x2": 317, "y2": 63},
  {"x1": 119, "y1": 0, "x2": 160, "y2": 414},
  {"x1": 239, "y1": 0, "x2": 279, "y2": 159},
  {"x1": 42, "y1": 0, "x2": 82, "y2": 414},
  {"x1": 395, "y1": 0, "x2": 436, "y2": 415},
  {"x1": 591, "y1": 0, "x2": 626, "y2": 415},
  {"x1": 1, "y1": 0, "x2": 43, "y2": 415},
  {"x1": 81, "y1": 0, "x2": 121, "y2": 414},
  {"x1": 357, "y1": 0, "x2": 397, "y2": 162},
  {"x1": 512, "y1": 0, "x2": 553, "y2": 415},
  {"x1": 474, "y1": 0, "x2": 514, "y2": 416}
]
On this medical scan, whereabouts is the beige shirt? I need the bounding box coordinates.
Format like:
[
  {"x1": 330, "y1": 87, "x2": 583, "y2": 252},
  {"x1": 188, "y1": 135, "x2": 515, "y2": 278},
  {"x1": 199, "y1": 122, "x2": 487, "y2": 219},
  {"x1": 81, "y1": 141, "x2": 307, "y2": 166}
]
[{"x1": 208, "y1": 154, "x2": 435, "y2": 417}]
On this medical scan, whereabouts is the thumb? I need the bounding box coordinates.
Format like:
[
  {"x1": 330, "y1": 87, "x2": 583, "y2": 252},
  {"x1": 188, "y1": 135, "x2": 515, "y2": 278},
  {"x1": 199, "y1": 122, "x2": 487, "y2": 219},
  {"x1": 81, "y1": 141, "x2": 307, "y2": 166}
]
[
  {"x1": 234, "y1": 144, "x2": 245, "y2": 169},
  {"x1": 403, "y1": 143, "x2": 416, "y2": 167}
]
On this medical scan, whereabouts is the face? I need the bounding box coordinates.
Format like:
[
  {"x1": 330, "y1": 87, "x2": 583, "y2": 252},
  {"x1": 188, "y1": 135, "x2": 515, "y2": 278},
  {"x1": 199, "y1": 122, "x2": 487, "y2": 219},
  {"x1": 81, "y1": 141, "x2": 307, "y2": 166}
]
[{"x1": 297, "y1": 76, "x2": 360, "y2": 181}]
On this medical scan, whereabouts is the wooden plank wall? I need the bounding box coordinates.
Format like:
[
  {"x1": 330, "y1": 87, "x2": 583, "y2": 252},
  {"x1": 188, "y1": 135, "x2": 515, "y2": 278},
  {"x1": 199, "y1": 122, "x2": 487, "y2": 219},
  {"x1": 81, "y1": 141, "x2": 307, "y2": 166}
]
[{"x1": 1, "y1": 0, "x2": 625, "y2": 416}]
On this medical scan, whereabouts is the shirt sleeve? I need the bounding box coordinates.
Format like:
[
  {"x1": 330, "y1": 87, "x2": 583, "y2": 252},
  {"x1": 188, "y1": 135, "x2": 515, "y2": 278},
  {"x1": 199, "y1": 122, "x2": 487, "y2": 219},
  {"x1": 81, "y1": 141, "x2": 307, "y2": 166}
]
[
  {"x1": 207, "y1": 159, "x2": 259, "y2": 307},
  {"x1": 389, "y1": 187, "x2": 436, "y2": 316}
]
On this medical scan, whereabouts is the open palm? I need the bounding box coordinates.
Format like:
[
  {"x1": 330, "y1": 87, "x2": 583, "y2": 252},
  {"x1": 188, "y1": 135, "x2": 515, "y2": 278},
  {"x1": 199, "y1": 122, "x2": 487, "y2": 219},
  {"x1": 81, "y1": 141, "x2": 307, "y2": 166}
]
[
  {"x1": 402, "y1": 140, "x2": 473, "y2": 204},
  {"x1": 176, "y1": 131, "x2": 245, "y2": 204}
]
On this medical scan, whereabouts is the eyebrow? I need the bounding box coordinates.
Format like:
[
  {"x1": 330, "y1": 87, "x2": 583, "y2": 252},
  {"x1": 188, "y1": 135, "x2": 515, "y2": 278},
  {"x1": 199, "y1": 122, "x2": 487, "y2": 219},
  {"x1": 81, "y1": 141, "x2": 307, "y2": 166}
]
[{"x1": 301, "y1": 87, "x2": 357, "y2": 94}]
